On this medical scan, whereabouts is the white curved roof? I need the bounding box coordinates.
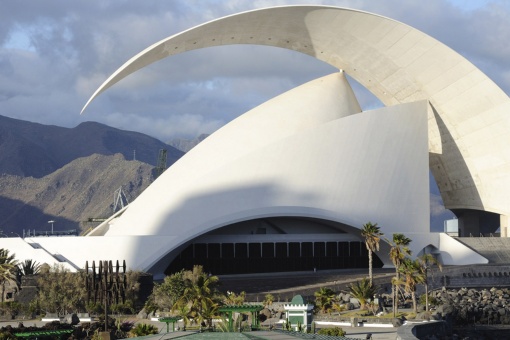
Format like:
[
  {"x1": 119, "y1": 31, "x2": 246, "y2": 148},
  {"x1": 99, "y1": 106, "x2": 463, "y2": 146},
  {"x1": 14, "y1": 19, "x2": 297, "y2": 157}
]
[
  {"x1": 0, "y1": 6, "x2": 497, "y2": 278},
  {"x1": 82, "y1": 5, "x2": 510, "y2": 216},
  {"x1": 84, "y1": 72, "x2": 434, "y2": 272}
]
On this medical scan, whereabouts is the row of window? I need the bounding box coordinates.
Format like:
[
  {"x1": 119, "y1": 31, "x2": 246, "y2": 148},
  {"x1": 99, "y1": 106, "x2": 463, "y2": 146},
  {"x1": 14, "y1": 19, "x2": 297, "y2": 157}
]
[
  {"x1": 166, "y1": 241, "x2": 382, "y2": 275},
  {"x1": 179, "y1": 241, "x2": 368, "y2": 259}
]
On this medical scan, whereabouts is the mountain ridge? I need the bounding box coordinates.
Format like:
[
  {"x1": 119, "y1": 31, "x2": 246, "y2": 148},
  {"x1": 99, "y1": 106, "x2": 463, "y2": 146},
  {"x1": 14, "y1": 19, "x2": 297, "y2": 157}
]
[
  {"x1": 0, "y1": 115, "x2": 184, "y2": 178},
  {"x1": 0, "y1": 114, "x2": 188, "y2": 234},
  {"x1": 0, "y1": 153, "x2": 154, "y2": 234}
]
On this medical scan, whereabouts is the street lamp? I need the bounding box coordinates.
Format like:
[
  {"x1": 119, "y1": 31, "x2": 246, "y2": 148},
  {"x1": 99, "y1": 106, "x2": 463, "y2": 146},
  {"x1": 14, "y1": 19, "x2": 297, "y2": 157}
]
[{"x1": 48, "y1": 220, "x2": 55, "y2": 234}]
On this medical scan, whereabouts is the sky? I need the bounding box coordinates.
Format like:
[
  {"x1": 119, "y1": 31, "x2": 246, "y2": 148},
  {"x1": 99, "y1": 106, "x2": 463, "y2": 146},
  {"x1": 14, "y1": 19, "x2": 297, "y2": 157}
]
[
  {"x1": 2, "y1": 0, "x2": 510, "y2": 141},
  {"x1": 2, "y1": 0, "x2": 510, "y2": 229}
]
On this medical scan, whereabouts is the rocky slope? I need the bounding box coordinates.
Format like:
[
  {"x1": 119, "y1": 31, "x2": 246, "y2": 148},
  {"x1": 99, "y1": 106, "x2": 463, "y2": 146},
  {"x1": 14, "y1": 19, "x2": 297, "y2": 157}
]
[
  {"x1": 0, "y1": 115, "x2": 183, "y2": 178},
  {"x1": 169, "y1": 134, "x2": 209, "y2": 153},
  {"x1": 0, "y1": 153, "x2": 154, "y2": 235}
]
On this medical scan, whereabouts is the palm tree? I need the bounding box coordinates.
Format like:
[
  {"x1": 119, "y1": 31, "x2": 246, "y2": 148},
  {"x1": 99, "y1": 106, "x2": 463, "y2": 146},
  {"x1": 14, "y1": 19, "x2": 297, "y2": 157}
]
[
  {"x1": 0, "y1": 249, "x2": 17, "y2": 303},
  {"x1": 314, "y1": 287, "x2": 336, "y2": 314},
  {"x1": 399, "y1": 258, "x2": 425, "y2": 313},
  {"x1": 199, "y1": 299, "x2": 219, "y2": 328},
  {"x1": 18, "y1": 259, "x2": 41, "y2": 276},
  {"x1": 174, "y1": 265, "x2": 220, "y2": 325},
  {"x1": 174, "y1": 304, "x2": 191, "y2": 328},
  {"x1": 361, "y1": 222, "x2": 384, "y2": 286},
  {"x1": 417, "y1": 253, "x2": 442, "y2": 312},
  {"x1": 388, "y1": 234, "x2": 411, "y2": 317},
  {"x1": 348, "y1": 278, "x2": 378, "y2": 311},
  {"x1": 223, "y1": 291, "x2": 246, "y2": 305}
]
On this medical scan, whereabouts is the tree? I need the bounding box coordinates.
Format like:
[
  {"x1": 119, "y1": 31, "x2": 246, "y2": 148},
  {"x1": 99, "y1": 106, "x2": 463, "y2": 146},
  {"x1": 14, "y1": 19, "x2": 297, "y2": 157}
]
[
  {"x1": 145, "y1": 270, "x2": 186, "y2": 313},
  {"x1": 314, "y1": 287, "x2": 336, "y2": 314},
  {"x1": 361, "y1": 222, "x2": 384, "y2": 286},
  {"x1": 18, "y1": 259, "x2": 41, "y2": 276},
  {"x1": 223, "y1": 291, "x2": 246, "y2": 305},
  {"x1": 388, "y1": 233, "x2": 412, "y2": 317},
  {"x1": 399, "y1": 258, "x2": 425, "y2": 313},
  {"x1": 0, "y1": 249, "x2": 17, "y2": 304},
  {"x1": 173, "y1": 265, "x2": 221, "y2": 325},
  {"x1": 37, "y1": 264, "x2": 87, "y2": 315},
  {"x1": 348, "y1": 278, "x2": 378, "y2": 311},
  {"x1": 417, "y1": 253, "x2": 442, "y2": 312},
  {"x1": 263, "y1": 293, "x2": 274, "y2": 307}
]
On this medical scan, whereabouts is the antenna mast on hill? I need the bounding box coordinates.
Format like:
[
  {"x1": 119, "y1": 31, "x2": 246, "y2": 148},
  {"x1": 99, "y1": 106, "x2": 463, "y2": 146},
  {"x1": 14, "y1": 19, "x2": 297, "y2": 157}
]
[
  {"x1": 154, "y1": 149, "x2": 168, "y2": 179},
  {"x1": 113, "y1": 187, "x2": 129, "y2": 212}
]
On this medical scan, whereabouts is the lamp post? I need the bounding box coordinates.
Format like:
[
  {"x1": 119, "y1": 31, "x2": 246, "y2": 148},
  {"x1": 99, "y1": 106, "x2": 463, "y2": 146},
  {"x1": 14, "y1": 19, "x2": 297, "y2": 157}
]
[{"x1": 48, "y1": 220, "x2": 54, "y2": 234}]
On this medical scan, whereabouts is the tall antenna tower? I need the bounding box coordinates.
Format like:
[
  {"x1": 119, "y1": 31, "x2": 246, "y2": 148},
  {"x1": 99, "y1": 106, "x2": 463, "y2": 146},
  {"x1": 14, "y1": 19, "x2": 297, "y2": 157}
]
[
  {"x1": 154, "y1": 149, "x2": 168, "y2": 179},
  {"x1": 113, "y1": 187, "x2": 129, "y2": 212}
]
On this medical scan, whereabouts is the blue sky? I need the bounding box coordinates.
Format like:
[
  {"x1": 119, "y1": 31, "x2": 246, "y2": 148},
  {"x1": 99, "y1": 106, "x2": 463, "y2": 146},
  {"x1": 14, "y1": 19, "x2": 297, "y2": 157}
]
[{"x1": 1, "y1": 0, "x2": 509, "y2": 230}]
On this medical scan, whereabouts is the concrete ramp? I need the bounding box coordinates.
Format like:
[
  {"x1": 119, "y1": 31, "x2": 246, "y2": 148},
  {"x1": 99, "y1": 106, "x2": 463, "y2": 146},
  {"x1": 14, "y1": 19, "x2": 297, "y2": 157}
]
[{"x1": 454, "y1": 237, "x2": 510, "y2": 263}]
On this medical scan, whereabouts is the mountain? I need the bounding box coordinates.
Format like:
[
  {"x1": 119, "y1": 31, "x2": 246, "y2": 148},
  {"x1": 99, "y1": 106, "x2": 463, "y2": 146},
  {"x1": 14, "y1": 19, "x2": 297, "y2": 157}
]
[
  {"x1": 169, "y1": 134, "x2": 209, "y2": 153},
  {"x1": 0, "y1": 153, "x2": 154, "y2": 235},
  {"x1": 0, "y1": 115, "x2": 184, "y2": 178}
]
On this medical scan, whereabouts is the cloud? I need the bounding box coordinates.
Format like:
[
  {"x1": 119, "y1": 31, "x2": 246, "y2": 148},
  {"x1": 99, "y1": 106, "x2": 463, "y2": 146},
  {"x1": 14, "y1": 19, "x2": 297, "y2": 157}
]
[{"x1": 0, "y1": 0, "x2": 508, "y2": 141}]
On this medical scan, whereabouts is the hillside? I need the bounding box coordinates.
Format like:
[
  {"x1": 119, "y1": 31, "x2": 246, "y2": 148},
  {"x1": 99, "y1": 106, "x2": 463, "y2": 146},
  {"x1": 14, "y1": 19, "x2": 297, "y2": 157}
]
[
  {"x1": 0, "y1": 153, "x2": 154, "y2": 235},
  {"x1": 0, "y1": 115, "x2": 184, "y2": 178},
  {"x1": 169, "y1": 134, "x2": 209, "y2": 153}
]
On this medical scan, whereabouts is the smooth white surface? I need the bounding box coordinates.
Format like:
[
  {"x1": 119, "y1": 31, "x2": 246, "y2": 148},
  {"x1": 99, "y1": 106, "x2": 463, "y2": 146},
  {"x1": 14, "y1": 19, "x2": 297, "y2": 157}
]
[
  {"x1": 82, "y1": 5, "x2": 510, "y2": 217},
  {"x1": 438, "y1": 233, "x2": 488, "y2": 265},
  {"x1": 4, "y1": 6, "x2": 498, "y2": 275},
  {"x1": 103, "y1": 94, "x2": 431, "y2": 271}
]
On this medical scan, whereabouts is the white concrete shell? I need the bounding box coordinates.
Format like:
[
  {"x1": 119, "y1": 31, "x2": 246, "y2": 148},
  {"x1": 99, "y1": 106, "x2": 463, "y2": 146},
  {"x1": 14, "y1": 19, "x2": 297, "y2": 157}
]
[
  {"x1": 89, "y1": 73, "x2": 432, "y2": 273},
  {"x1": 82, "y1": 5, "x2": 510, "y2": 221},
  {"x1": 5, "y1": 5, "x2": 502, "y2": 277}
]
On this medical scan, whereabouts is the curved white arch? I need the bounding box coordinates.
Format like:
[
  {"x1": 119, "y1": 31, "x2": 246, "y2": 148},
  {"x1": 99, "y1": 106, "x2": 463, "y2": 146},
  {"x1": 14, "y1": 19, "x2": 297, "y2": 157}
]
[{"x1": 82, "y1": 5, "x2": 510, "y2": 217}]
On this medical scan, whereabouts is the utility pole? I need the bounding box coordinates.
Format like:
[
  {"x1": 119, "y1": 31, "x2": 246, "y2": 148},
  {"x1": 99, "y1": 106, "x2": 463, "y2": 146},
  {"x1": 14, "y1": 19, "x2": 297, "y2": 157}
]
[{"x1": 154, "y1": 149, "x2": 168, "y2": 179}]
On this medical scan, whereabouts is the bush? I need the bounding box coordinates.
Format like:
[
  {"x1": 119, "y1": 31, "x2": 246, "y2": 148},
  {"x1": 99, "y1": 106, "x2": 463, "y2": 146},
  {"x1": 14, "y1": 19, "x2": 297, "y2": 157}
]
[
  {"x1": 129, "y1": 323, "x2": 159, "y2": 337},
  {"x1": 419, "y1": 294, "x2": 439, "y2": 306},
  {"x1": 317, "y1": 327, "x2": 346, "y2": 336}
]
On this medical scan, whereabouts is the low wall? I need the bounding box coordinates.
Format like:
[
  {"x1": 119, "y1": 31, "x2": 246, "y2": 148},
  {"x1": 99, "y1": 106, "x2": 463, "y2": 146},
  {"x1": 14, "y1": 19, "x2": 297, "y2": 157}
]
[{"x1": 396, "y1": 321, "x2": 447, "y2": 340}]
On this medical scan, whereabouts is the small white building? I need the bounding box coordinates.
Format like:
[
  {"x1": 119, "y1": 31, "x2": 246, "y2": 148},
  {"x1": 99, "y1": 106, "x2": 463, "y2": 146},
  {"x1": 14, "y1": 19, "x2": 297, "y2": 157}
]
[{"x1": 284, "y1": 295, "x2": 314, "y2": 331}]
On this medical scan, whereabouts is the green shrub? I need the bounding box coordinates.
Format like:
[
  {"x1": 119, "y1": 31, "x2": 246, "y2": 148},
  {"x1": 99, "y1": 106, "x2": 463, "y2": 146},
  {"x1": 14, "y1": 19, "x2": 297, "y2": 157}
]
[
  {"x1": 129, "y1": 323, "x2": 159, "y2": 337},
  {"x1": 419, "y1": 294, "x2": 439, "y2": 306},
  {"x1": 317, "y1": 327, "x2": 346, "y2": 336}
]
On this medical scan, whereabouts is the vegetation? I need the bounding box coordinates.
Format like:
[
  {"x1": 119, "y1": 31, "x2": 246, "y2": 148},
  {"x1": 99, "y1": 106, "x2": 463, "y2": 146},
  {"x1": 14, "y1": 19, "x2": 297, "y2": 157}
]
[
  {"x1": 314, "y1": 287, "x2": 336, "y2": 314},
  {"x1": 0, "y1": 249, "x2": 17, "y2": 304},
  {"x1": 263, "y1": 293, "x2": 274, "y2": 307},
  {"x1": 361, "y1": 222, "x2": 383, "y2": 286},
  {"x1": 388, "y1": 233, "x2": 412, "y2": 317},
  {"x1": 145, "y1": 270, "x2": 185, "y2": 314},
  {"x1": 417, "y1": 253, "x2": 442, "y2": 311},
  {"x1": 18, "y1": 259, "x2": 41, "y2": 276},
  {"x1": 399, "y1": 258, "x2": 425, "y2": 313},
  {"x1": 223, "y1": 291, "x2": 246, "y2": 305},
  {"x1": 35, "y1": 264, "x2": 143, "y2": 317},
  {"x1": 217, "y1": 314, "x2": 242, "y2": 332},
  {"x1": 144, "y1": 265, "x2": 223, "y2": 327},
  {"x1": 317, "y1": 327, "x2": 346, "y2": 336},
  {"x1": 129, "y1": 323, "x2": 159, "y2": 337},
  {"x1": 348, "y1": 278, "x2": 378, "y2": 311},
  {"x1": 37, "y1": 264, "x2": 87, "y2": 315}
]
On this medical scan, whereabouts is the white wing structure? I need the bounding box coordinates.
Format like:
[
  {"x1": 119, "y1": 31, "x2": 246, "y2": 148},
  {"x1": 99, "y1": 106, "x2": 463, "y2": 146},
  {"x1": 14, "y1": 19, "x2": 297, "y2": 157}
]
[{"x1": 6, "y1": 5, "x2": 508, "y2": 276}]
